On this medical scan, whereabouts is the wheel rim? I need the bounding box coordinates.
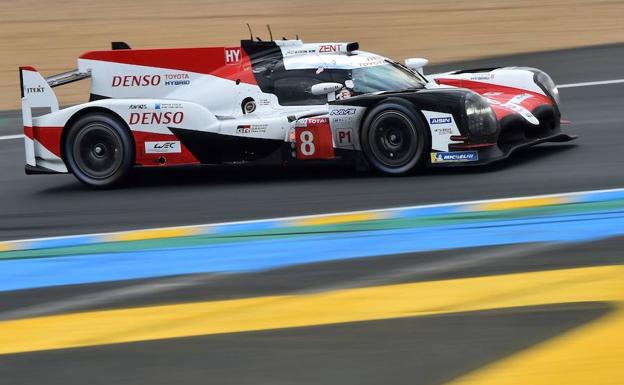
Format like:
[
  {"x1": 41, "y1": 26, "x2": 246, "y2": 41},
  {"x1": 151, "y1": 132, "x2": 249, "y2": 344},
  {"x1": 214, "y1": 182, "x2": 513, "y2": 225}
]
[
  {"x1": 368, "y1": 111, "x2": 418, "y2": 168},
  {"x1": 72, "y1": 123, "x2": 123, "y2": 179}
]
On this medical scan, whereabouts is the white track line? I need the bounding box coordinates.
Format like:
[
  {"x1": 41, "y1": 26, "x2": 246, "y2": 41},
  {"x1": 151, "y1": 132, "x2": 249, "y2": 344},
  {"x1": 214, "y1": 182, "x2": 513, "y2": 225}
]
[
  {"x1": 558, "y1": 78, "x2": 624, "y2": 88},
  {"x1": 0, "y1": 134, "x2": 23, "y2": 141}
]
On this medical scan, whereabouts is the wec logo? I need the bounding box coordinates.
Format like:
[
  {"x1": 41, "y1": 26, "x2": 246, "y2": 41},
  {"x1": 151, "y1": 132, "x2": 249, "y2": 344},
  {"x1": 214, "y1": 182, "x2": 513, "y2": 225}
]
[
  {"x1": 429, "y1": 117, "x2": 452, "y2": 124},
  {"x1": 145, "y1": 141, "x2": 182, "y2": 154}
]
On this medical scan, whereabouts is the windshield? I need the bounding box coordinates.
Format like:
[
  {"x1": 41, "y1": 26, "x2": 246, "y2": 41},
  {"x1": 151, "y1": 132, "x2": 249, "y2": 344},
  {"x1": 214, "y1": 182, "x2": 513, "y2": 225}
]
[{"x1": 350, "y1": 61, "x2": 426, "y2": 94}]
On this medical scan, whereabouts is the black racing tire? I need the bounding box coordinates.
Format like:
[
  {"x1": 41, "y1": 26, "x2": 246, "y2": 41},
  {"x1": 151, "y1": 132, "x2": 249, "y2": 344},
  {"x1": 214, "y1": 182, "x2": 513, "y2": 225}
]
[
  {"x1": 360, "y1": 101, "x2": 429, "y2": 175},
  {"x1": 64, "y1": 112, "x2": 134, "y2": 188}
]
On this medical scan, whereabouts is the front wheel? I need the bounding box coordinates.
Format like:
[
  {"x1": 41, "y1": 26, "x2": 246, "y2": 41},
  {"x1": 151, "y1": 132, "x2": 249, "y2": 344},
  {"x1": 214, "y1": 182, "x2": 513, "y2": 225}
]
[
  {"x1": 360, "y1": 102, "x2": 429, "y2": 175},
  {"x1": 64, "y1": 113, "x2": 134, "y2": 188}
]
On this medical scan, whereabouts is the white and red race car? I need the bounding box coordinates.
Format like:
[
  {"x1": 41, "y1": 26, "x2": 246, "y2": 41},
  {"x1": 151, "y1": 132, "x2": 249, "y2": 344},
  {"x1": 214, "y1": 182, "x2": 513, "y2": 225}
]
[{"x1": 19, "y1": 38, "x2": 574, "y2": 187}]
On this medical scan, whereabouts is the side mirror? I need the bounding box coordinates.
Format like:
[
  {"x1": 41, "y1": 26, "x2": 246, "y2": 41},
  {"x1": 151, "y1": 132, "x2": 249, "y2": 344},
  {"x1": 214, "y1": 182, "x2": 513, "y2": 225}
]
[
  {"x1": 310, "y1": 82, "x2": 344, "y2": 102},
  {"x1": 310, "y1": 82, "x2": 343, "y2": 96},
  {"x1": 405, "y1": 58, "x2": 429, "y2": 75}
]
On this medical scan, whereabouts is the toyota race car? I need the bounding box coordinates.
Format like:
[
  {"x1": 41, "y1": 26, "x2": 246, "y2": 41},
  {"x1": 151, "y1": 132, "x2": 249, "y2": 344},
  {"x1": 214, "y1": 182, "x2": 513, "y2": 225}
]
[{"x1": 19, "y1": 37, "x2": 576, "y2": 187}]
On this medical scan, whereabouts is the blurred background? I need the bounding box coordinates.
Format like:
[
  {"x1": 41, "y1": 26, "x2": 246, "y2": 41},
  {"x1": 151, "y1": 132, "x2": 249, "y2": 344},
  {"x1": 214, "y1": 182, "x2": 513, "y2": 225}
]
[{"x1": 2, "y1": 0, "x2": 624, "y2": 109}]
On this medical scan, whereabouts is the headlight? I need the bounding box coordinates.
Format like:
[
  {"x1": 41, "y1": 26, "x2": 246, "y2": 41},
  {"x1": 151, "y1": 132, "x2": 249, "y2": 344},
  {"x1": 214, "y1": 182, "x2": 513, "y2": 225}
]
[
  {"x1": 534, "y1": 70, "x2": 561, "y2": 107},
  {"x1": 463, "y1": 92, "x2": 498, "y2": 136}
]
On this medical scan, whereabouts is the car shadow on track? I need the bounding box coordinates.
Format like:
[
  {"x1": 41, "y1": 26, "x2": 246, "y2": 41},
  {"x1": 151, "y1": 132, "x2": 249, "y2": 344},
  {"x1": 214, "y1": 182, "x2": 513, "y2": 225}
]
[{"x1": 41, "y1": 143, "x2": 577, "y2": 192}]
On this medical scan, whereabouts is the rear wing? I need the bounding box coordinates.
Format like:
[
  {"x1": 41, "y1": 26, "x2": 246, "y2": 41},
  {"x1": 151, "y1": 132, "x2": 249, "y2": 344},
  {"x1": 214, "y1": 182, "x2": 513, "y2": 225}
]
[{"x1": 19, "y1": 66, "x2": 90, "y2": 169}]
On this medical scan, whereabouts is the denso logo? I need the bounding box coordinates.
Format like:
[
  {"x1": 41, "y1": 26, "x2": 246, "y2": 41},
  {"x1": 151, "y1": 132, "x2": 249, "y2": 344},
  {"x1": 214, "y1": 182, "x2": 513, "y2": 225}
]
[
  {"x1": 112, "y1": 75, "x2": 161, "y2": 87},
  {"x1": 129, "y1": 112, "x2": 184, "y2": 125},
  {"x1": 330, "y1": 108, "x2": 356, "y2": 116},
  {"x1": 429, "y1": 117, "x2": 452, "y2": 124},
  {"x1": 319, "y1": 44, "x2": 340, "y2": 53}
]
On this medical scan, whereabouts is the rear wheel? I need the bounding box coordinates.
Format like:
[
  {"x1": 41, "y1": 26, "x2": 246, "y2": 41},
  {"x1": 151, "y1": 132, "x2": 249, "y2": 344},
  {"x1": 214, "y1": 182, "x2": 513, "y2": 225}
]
[
  {"x1": 64, "y1": 113, "x2": 134, "y2": 188},
  {"x1": 360, "y1": 102, "x2": 429, "y2": 175}
]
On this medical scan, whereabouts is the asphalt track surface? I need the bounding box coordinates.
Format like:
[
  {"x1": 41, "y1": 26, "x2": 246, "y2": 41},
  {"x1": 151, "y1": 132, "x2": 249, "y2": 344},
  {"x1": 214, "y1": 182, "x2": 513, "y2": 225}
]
[
  {"x1": 0, "y1": 43, "x2": 623, "y2": 240},
  {"x1": 1, "y1": 44, "x2": 624, "y2": 385}
]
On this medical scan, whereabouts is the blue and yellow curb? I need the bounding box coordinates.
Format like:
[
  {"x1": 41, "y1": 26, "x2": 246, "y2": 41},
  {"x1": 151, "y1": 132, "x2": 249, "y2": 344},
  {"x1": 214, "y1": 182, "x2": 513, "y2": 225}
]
[{"x1": 2, "y1": 187, "x2": 624, "y2": 253}]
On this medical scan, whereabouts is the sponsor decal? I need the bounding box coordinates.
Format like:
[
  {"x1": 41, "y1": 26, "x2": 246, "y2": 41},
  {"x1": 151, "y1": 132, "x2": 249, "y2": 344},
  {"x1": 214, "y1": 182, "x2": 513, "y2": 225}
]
[
  {"x1": 164, "y1": 73, "x2": 190, "y2": 86},
  {"x1": 429, "y1": 117, "x2": 453, "y2": 125},
  {"x1": 112, "y1": 74, "x2": 189, "y2": 87},
  {"x1": 155, "y1": 102, "x2": 183, "y2": 109},
  {"x1": 225, "y1": 48, "x2": 241, "y2": 64},
  {"x1": 129, "y1": 104, "x2": 148, "y2": 110},
  {"x1": 236, "y1": 124, "x2": 268, "y2": 134},
  {"x1": 470, "y1": 73, "x2": 495, "y2": 81},
  {"x1": 25, "y1": 85, "x2": 45, "y2": 94},
  {"x1": 306, "y1": 118, "x2": 329, "y2": 125},
  {"x1": 112, "y1": 75, "x2": 160, "y2": 87},
  {"x1": 430, "y1": 151, "x2": 479, "y2": 164},
  {"x1": 129, "y1": 112, "x2": 184, "y2": 125},
  {"x1": 145, "y1": 141, "x2": 182, "y2": 154},
  {"x1": 319, "y1": 44, "x2": 341, "y2": 53},
  {"x1": 357, "y1": 56, "x2": 386, "y2": 67},
  {"x1": 283, "y1": 48, "x2": 316, "y2": 56},
  {"x1": 330, "y1": 108, "x2": 356, "y2": 116},
  {"x1": 508, "y1": 93, "x2": 532, "y2": 104},
  {"x1": 433, "y1": 127, "x2": 452, "y2": 135},
  {"x1": 336, "y1": 128, "x2": 353, "y2": 145}
]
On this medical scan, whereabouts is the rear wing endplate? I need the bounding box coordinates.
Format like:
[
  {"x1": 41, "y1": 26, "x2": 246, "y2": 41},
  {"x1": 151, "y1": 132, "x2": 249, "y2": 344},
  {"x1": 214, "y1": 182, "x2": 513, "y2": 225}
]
[{"x1": 45, "y1": 69, "x2": 91, "y2": 88}]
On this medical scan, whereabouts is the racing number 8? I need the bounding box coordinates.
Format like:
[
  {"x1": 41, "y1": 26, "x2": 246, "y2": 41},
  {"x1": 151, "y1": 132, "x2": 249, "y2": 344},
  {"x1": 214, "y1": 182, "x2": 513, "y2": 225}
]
[{"x1": 300, "y1": 130, "x2": 315, "y2": 156}]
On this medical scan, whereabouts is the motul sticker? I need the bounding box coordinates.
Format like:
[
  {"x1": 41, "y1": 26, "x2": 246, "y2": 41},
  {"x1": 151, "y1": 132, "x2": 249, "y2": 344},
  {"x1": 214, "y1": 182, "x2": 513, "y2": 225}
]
[{"x1": 145, "y1": 141, "x2": 181, "y2": 154}]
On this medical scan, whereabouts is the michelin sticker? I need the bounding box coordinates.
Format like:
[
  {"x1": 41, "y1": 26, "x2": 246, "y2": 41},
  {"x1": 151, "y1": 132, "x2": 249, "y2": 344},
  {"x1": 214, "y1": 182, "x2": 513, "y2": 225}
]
[{"x1": 430, "y1": 151, "x2": 479, "y2": 163}]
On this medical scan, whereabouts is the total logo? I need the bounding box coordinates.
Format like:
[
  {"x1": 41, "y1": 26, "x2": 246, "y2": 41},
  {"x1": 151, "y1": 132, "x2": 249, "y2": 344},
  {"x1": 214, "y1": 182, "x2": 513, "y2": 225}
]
[
  {"x1": 330, "y1": 108, "x2": 356, "y2": 116},
  {"x1": 431, "y1": 151, "x2": 479, "y2": 163},
  {"x1": 306, "y1": 118, "x2": 329, "y2": 125},
  {"x1": 429, "y1": 117, "x2": 453, "y2": 125}
]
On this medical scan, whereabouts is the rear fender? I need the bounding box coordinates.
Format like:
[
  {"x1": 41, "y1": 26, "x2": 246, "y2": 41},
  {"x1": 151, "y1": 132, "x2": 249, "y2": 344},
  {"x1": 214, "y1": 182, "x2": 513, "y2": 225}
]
[{"x1": 30, "y1": 99, "x2": 219, "y2": 170}]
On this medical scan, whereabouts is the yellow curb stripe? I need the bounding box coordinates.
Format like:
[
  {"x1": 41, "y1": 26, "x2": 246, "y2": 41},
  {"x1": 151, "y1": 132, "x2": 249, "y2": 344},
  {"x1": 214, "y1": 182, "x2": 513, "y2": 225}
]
[
  {"x1": 105, "y1": 227, "x2": 202, "y2": 242},
  {"x1": 467, "y1": 196, "x2": 570, "y2": 212},
  {"x1": 1, "y1": 265, "x2": 623, "y2": 356},
  {"x1": 290, "y1": 212, "x2": 390, "y2": 227},
  {"x1": 446, "y1": 308, "x2": 624, "y2": 385},
  {"x1": 0, "y1": 242, "x2": 17, "y2": 252}
]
